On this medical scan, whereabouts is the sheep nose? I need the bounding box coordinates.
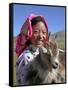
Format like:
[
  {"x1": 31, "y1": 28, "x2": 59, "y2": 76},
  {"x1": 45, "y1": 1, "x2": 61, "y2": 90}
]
[
  {"x1": 53, "y1": 62, "x2": 59, "y2": 69},
  {"x1": 55, "y1": 62, "x2": 58, "y2": 66}
]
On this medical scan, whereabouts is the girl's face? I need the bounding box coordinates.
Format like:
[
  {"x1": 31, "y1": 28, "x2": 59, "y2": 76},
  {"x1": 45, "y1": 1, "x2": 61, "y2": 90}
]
[{"x1": 31, "y1": 22, "x2": 47, "y2": 48}]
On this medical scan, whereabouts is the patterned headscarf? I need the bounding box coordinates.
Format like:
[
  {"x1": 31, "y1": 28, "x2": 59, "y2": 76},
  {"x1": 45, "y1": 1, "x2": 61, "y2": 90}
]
[{"x1": 15, "y1": 14, "x2": 48, "y2": 57}]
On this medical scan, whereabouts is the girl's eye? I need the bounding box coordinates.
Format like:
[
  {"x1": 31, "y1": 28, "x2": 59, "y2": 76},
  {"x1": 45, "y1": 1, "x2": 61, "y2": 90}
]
[
  {"x1": 43, "y1": 32, "x2": 46, "y2": 34},
  {"x1": 34, "y1": 30, "x2": 38, "y2": 33}
]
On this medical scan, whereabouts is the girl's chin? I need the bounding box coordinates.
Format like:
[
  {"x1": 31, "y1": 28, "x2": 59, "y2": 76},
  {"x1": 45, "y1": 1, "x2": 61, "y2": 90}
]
[{"x1": 35, "y1": 43, "x2": 44, "y2": 48}]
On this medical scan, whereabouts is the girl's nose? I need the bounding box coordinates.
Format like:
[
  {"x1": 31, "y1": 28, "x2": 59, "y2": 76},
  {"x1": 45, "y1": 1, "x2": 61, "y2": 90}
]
[{"x1": 38, "y1": 32, "x2": 43, "y2": 39}]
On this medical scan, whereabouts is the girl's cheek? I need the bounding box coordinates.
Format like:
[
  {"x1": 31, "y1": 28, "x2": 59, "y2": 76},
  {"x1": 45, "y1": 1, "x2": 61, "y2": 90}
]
[
  {"x1": 33, "y1": 34, "x2": 38, "y2": 38},
  {"x1": 31, "y1": 34, "x2": 37, "y2": 41},
  {"x1": 43, "y1": 36, "x2": 46, "y2": 41}
]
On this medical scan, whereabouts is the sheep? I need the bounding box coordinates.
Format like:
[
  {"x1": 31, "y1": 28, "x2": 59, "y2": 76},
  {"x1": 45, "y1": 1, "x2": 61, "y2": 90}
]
[{"x1": 25, "y1": 37, "x2": 65, "y2": 85}]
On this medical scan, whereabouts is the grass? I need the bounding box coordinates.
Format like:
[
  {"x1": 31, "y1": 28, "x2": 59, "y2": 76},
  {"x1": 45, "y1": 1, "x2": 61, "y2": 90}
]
[
  {"x1": 57, "y1": 40, "x2": 65, "y2": 50},
  {"x1": 13, "y1": 39, "x2": 18, "y2": 86}
]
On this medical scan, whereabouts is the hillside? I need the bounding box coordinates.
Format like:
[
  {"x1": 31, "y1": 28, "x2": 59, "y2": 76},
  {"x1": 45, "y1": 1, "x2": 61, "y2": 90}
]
[{"x1": 50, "y1": 30, "x2": 65, "y2": 50}]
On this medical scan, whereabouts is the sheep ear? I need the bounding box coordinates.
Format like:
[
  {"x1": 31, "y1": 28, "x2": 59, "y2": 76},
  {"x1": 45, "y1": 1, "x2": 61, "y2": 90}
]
[
  {"x1": 48, "y1": 32, "x2": 52, "y2": 42},
  {"x1": 54, "y1": 34, "x2": 58, "y2": 41},
  {"x1": 48, "y1": 32, "x2": 51, "y2": 39}
]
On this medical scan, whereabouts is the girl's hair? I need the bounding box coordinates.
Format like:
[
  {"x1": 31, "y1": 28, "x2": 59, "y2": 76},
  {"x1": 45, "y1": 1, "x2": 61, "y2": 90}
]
[{"x1": 31, "y1": 16, "x2": 47, "y2": 28}]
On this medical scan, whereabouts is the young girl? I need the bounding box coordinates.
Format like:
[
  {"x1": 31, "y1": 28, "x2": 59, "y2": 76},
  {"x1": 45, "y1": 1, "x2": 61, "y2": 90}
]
[{"x1": 15, "y1": 14, "x2": 49, "y2": 85}]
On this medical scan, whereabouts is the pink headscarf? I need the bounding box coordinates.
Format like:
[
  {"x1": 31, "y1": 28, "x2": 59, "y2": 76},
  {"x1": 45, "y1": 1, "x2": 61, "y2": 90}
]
[{"x1": 15, "y1": 14, "x2": 48, "y2": 57}]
